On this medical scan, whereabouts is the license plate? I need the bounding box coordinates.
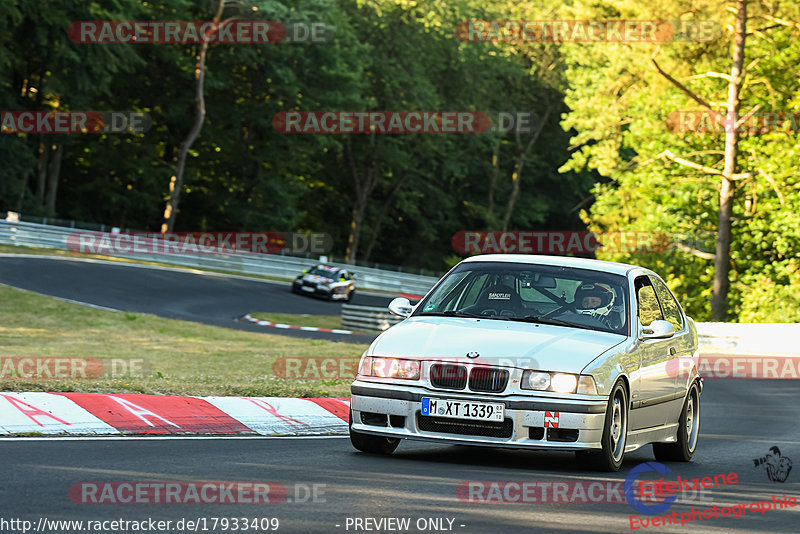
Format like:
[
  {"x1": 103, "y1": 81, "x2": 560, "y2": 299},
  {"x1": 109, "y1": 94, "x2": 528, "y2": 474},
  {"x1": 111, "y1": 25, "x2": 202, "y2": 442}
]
[
  {"x1": 301, "y1": 286, "x2": 315, "y2": 292},
  {"x1": 421, "y1": 398, "x2": 504, "y2": 422}
]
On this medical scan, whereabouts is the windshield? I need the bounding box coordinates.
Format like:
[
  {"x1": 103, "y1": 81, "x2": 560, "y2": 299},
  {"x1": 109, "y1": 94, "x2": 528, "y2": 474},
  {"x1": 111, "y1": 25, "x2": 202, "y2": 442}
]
[
  {"x1": 307, "y1": 266, "x2": 339, "y2": 278},
  {"x1": 415, "y1": 261, "x2": 629, "y2": 335}
]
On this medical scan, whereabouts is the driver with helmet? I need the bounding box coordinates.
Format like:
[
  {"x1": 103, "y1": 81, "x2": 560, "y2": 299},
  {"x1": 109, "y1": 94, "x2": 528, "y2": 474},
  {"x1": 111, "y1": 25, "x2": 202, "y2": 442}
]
[{"x1": 573, "y1": 283, "x2": 621, "y2": 329}]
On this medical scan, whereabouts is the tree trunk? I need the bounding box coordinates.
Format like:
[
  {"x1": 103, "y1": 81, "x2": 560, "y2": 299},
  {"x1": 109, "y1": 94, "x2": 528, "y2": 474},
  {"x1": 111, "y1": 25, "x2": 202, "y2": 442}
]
[
  {"x1": 35, "y1": 139, "x2": 47, "y2": 205},
  {"x1": 15, "y1": 169, "x2": 30, "y2": 211},
  {"x1": 345, "y1": 203, "x2": 366, "y2": 264},
  {"x1": 160, "y1": 0, "x2": 225, "y2": 233},
  {"x1": 44, "y1": 142, "x2": 63, "y2": 214},
  {"x1": 711, "y1": 0, "x2": 747, "y2": 321},
  {"x1": 344, "y1": 136, "x2": 378, "y2": 264},
  {"x1": 362, "y1": 178, "x2": 406, "y2": 262},
  {"x1": 501, "y1": 157, "x2": 524, "y2": 232},
  {"x1": 487, "y1": 138, "x2": 500, "y2": 218},
  {"x1": 501, "y1": 106, "x2": 552, "y2": 231}
]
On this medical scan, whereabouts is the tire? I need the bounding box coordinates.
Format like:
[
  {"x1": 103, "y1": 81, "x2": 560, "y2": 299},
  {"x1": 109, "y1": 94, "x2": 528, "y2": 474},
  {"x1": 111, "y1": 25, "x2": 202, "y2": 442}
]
[
  {"x1": 653, "y1": 382, "x2": 700, "y2": 462},
  {"x1": 344, "y1": 289, "x2": 355, "y2": 303},
  {"x1": 576, "y1": 380, "x2": 628, "y2": 472},
  {"x1": 349, "y1": 411, "x2": 400, "y2": 455}
]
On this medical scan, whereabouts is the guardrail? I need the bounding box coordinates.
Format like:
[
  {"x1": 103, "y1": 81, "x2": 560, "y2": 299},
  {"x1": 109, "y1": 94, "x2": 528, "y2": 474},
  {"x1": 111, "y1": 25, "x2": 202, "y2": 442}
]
[
  {"x1": 696, "y1": 323, "x2": 798, "y2": 356},
  {"x1": 0, "y1": 220, "x2": 439, "y2": 295},
  {"x1": 341, "y1": 304, "x2": 403, "y2": 332}
]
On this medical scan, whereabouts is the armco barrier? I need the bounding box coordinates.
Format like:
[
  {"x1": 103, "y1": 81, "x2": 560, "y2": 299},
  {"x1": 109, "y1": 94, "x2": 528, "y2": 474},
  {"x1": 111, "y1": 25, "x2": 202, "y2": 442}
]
[
  {"x1": 0, "y1": 220, "x2": 438, "y2": 295},
  {"x1": 341, "y1": 304, "x2": 403, "y2": 333},
  {"x1": 696, "y1": 323, "x2": 799, "y2": 355}
]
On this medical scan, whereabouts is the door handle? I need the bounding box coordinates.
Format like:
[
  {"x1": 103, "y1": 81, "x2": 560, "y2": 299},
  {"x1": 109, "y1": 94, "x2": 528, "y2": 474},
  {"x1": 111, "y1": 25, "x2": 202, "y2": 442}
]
[{"x1": 669, "y1": 347, "x2": 676, "y2": 355}]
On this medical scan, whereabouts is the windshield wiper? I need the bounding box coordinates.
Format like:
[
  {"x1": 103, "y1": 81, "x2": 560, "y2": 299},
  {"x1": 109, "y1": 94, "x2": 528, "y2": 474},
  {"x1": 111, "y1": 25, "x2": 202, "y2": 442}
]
[
  {"x1": 508, "y1": 315, "x2": 594, "y2": 331},
  {"x1": 417, "y1": 310, "x2": 484, "y2": 319}
]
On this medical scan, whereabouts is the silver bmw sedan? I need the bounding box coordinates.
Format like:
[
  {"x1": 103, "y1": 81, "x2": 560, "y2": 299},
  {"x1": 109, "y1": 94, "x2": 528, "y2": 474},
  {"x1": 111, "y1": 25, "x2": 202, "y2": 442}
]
[{"x1": 349, "y1": 254, "x2": 702, "y2": 471}]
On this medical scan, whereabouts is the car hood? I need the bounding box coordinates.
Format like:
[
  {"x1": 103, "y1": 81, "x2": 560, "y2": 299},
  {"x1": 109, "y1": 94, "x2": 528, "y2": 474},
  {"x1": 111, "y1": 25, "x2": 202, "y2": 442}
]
[{"x1": 370, "y1": 316, "x2": 626, "y2": 374}]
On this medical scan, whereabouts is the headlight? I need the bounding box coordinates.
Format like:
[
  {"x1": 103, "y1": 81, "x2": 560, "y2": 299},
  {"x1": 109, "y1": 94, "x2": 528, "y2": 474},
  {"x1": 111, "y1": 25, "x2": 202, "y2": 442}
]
[
  {"x1": 551, "y1": 373, "x2": 578, "y2": 393},
  {"x1": 522, "y1": 371, "x2": 550, "y2": 390},
  {"x1": 357, "y1": 356, "x2": 420, "y2": 380},
  {"x1": 521, "y1": 371, "x2": 596, "y2": 394}
]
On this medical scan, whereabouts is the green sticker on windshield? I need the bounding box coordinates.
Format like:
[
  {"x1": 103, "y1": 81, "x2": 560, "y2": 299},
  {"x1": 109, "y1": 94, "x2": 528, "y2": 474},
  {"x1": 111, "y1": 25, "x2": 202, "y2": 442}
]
[{"x1": 424, "y1": 304, "x2": 436, "y2": 311}]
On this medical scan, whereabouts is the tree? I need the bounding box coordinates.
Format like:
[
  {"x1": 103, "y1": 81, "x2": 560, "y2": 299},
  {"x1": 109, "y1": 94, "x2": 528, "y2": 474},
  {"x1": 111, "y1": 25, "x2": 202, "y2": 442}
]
[{"x1": 559, "y1": 0, "x2": 800, "y2": 321}]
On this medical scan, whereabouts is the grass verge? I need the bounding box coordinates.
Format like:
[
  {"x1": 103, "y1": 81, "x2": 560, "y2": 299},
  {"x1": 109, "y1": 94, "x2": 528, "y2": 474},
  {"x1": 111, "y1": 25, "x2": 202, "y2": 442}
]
[{"x1": 0, "y1": 284, "x2": 367, "y2": 397}]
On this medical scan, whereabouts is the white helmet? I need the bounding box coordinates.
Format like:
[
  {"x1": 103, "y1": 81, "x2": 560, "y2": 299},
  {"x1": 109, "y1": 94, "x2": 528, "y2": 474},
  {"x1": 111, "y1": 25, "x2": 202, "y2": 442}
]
[{"x1": 574, "y1": 283, "x2": 615, "y2": 317}]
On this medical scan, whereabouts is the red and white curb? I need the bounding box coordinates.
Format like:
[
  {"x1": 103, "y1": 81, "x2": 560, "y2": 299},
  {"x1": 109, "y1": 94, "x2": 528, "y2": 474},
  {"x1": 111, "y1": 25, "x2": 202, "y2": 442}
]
[
  {"x1": 0, "y1": 392, "x2": 350, "y2": 436},
  {"x1": 239, "y1": 314, "x2": 353, "y2": 335}
]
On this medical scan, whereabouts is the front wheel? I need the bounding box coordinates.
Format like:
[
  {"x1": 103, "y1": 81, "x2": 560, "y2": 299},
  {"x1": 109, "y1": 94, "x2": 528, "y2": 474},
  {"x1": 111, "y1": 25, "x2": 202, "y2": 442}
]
[
  {"x1": 349, "y1": 411, "x2": 399, "y2": 455},
  {"x1": 577, "y1": 380, "x2": 628, "y2": 472},
  {"x1": 653, "y1": 381, "x2": 700, "y2": 462}
]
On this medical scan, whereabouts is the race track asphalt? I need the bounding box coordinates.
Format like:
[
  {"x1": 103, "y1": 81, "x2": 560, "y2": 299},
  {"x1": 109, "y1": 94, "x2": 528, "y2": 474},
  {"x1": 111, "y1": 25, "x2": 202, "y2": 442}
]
[
  {"x1": 0, "y1": 255, "x2": 390, "y2": 343},
  {"x1": 3, "y1": 379, "x2": 798, "y2": 533}
]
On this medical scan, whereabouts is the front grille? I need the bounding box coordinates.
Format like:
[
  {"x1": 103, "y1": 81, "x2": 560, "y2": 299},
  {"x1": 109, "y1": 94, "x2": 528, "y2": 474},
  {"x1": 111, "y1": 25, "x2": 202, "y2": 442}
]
[
  {"x1": 469, "y1": 367, "x2": 509, "y2": 393},
  {"x1": 430, "y1": 363, "x2": 468, "y2": 390},
  {"x1": 417, "y1": 413, "x2": 513, "y2": 438}
]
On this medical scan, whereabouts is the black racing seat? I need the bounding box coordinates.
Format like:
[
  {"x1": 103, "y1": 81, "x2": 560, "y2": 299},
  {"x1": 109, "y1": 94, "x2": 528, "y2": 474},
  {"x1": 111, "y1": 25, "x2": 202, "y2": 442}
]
[{"x1": 472, "y1": 284, "x2": 522, "y2": 317}]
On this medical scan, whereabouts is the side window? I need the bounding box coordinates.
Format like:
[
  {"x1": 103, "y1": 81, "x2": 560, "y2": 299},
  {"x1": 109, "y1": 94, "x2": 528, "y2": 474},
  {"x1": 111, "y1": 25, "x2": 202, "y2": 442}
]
[
  {"x1": 635, "y1": 276, "x2": 663, "y2": 326},
  {"x1": 650, "y1": 276, "x2": 684, "y2": 330}
]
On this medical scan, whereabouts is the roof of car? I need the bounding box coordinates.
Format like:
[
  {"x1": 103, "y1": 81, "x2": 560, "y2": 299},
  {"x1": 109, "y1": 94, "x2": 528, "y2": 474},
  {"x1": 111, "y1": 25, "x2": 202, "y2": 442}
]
[{"x1": 461, "y1": 254, "x2": 643, "y2": 276}]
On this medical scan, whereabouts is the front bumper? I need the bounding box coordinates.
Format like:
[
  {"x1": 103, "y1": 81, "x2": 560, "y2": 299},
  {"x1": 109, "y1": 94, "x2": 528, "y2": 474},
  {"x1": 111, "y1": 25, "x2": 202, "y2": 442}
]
[
  {"x1": 293, "y1": 281, "x2": 350, "y2": 299},
  {"x1": 350, "y1": 381, "x2": 609, "y2": 451}
]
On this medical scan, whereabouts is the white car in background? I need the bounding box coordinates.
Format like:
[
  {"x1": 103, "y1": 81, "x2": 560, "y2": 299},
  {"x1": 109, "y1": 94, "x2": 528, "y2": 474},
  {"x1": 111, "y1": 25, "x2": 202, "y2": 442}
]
[
  {"x1": 349, "y1": 255, "x2": 701, "y2": 471},
  {"x1": 291, "y1": 264, "x2": 356, "y2": 302}
]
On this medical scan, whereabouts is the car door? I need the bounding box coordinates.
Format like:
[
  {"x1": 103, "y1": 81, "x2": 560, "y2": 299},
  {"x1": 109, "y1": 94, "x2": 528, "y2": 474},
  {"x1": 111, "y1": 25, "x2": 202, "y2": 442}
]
[
  {"x1": 629, "y1": 275, "x2": 675, "y2": 430},
  {"x1": 649, "y1": 275, "x2": 694, "y2": 396}
]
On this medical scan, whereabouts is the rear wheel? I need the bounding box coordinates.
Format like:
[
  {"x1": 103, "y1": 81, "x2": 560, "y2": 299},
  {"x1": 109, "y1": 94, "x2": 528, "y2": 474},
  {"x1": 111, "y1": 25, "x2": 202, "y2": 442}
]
[
  {"x1": 349, "y1": 411, "x2": 399, "y2": 455},
  {"x1": 653, "y1": 382, "x2": 700, "y2": 462},
  {"x1": 577, "y1": 380, "x2": 628, "y2": 472}
]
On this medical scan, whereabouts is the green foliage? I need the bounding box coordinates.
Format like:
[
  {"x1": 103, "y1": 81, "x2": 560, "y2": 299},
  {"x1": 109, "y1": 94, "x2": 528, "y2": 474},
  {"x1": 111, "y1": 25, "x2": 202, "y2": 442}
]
[
  {"x1": 558, "y1": 0, "x2": 800, "y2": 322},
  {"x1": 3, "y1": 0, "x2": 795, "y2": 322}
]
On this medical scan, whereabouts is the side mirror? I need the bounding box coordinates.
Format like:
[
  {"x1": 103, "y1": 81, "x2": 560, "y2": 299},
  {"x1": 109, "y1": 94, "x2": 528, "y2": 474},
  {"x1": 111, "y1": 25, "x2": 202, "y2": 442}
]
[
  {"x1": 640, "y1": 319, "x2": 676, "y2": 340},
  {"x1": 388, "y1": 297, "x2": 413, "y2": 318}
]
